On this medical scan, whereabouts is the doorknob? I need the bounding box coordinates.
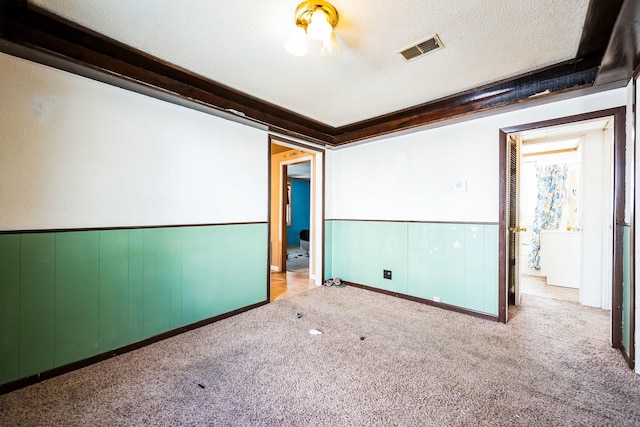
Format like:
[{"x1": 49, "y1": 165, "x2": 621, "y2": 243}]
[{"x1": 509, "y1": 227, "x2": 527, "y2": 232}]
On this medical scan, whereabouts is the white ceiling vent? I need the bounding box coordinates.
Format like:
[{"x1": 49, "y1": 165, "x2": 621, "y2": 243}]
[{"x1": 398, "y1": 34, "x2": 444, "y2": 62}]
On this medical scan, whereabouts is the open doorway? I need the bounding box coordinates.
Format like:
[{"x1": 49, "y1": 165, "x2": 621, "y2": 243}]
[
  {"x1": 514, "y1": 117, "x2": 613, "y2": 307},
  {"x1": 499, "y1": 107, "x2": 635, "y2": 369},
  {"x1": 269, "y1": 137, "x2": 324, "y2": 302},
  {"x1": 285, "y1": 161, "x2": 312, "y2": 273}
]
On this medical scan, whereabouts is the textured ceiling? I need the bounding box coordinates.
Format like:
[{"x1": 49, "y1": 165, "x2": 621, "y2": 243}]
[{"x1": 30, "y1": 0, "x2": 591, "y2": 127}]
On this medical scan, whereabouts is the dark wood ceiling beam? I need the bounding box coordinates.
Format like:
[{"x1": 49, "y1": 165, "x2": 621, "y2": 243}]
[
  {"x1": 595, "y1": 0, "x2": 640, "y2": 86},
  {"x1": 331, "y1": 58, "x2": 601, "y2": 145},
  {"x1": 577, "y1": 0, "x2": 624, "y2": 59}
]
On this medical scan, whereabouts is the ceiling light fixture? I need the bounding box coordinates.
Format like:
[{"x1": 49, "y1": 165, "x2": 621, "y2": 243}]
[{"x1": 285, "y1": 1, "x2": 341, "y2": 57}]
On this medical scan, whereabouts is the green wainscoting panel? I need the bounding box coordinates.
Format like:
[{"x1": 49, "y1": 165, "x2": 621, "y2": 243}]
[
  {"x1": 407, "y1": 223, "x2": 499, "y2": 313},
  {"x1": 324, "y1": 221, "x2": 333, "y2": 280},
  {"x1": 182, "y1": 226, "x2": 220, "y2": 325},
  {"x1": 128, "y1": 229, "x2": 145, "y2": 343},
  {"x1": 181, "y1": 224, "x2": 267, "y2": 324},
  {"x1": 622, "y1": 225, "x2": 631, "y2": 352},
  {"x1": 19, "y1": 233, "x2": 56, "y2": 377},
  {"x1": 0, "y1": 223, "x2": 268, "y2": 387},
  {"x1": 328, "y1": 220, "x2": 499, "y2": 317},
  {"x1": 332, "y1": 221, "x2": 408, "y2": 294},
  {"x1": 99, "y1": 230, "x2": 130, "y2": 352},
  {"x1": 0, "y1": 235, "x2": 21, "y2": 384},
  {"x1": 143, "y1": 228, "x2": 183, "y2": 338},
  {"x1": 440, "y1": 225, "x2": 466, "y2": 307},
  {"x1": 407, "y1": 223, "x2": 444, "y2": 301},
  {"x1": 55, "y1": 231, "x2": 101, "y2": 367},
  {"x1": 204, "y1": 224, "x2": 267, "y2": 315},
  {"x1": 462, "y1": 225, "x2": 486, "y2": 311},
  {"x1": 482, "y1": 226, "x2": 499, "y2": 315}
]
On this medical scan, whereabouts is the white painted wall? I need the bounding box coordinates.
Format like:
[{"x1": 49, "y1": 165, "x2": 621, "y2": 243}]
[
  {"x1": 328, "y1": 119, "x2": 499, "y2": 222},
  {"x1": 0, "y1": 53, "x2": 268, "y2": 230},
  {"x1": 327, "y1": 88, "x2": 627, "y2": 222}
]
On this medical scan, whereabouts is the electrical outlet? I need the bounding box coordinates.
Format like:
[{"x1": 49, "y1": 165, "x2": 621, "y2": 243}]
[
  {"x1": 383, "y1": 270, "x2": 392, "y2": 280},
  {"x1": 433, "y1": 296, "x2": 440, "y2": 302}
]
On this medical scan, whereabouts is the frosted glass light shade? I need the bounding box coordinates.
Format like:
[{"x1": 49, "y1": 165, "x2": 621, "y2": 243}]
[
  {"x1": 321, "y1": 31, "x2": 342, "y2": 57},
  {"x1": 307, "y1": 9, "x2": 333, "y2": 41},
  {"x1": 285, "y1": 26, "x2": 309, "y2": 56}
]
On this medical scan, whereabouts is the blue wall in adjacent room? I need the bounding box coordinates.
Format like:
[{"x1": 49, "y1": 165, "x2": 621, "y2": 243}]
[{"x1": 287, "y1": 179, "x2": 310, "y2": 247}]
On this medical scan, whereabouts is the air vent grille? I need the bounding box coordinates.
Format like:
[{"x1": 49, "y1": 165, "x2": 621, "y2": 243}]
[{"x1": 398, "y1": 34, "x2": 444, "y2": 62}]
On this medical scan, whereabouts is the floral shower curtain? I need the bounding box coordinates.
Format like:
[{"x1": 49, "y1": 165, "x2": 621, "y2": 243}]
[{"x1": 528, "y1": 164, "x2": 568, "y2": 270}]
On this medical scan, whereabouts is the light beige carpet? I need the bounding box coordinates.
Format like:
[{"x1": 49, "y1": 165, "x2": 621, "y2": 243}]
[{"x1": 1, "y1": 286, "x2": 639, "y2": 426}]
